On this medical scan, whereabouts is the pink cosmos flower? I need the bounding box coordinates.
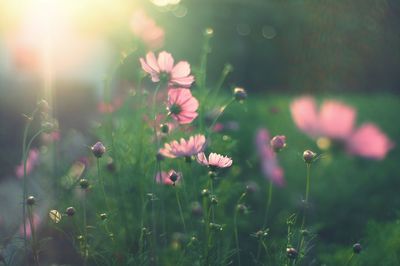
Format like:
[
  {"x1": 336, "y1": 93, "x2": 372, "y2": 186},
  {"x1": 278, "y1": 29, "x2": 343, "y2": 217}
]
[
  {"x1": 140, "y1": 51, "x2": 194, "y2": 87},
  {"x1": 347, "y1": 123, "x2": 394, "y2": 160},
  {"x1": 16, "y1": 149, "x2": 40, "y2": 179},
  {"x1": 159, "y1": 134, "x2": 206, "y2": 158},
  {"x1": 255, "y1": 129, "x2": 285, "y2": 187},
  {"x1": 196, "y1": 152, "x2": 233, "y2": 169},
  {"x1": 130, "y1": 9, "x2": 164, "y2": 50},
  {"x1": 167, "y1": 88, "x2": 199, "y2": 124},
  {"x1": 155, "y1": 170, "x2": 182, "y2": 186},
  {"x1": 290, "y1": 96, "x2": 394, "y2": 159},
  {"x1": 19, "y1": 213, "x2": 40, "y2": 238}
]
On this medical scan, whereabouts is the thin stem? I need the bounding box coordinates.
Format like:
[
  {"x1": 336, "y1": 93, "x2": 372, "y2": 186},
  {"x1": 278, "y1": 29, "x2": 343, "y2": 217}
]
[
  {"x1": 82, "y1": 191, "x2": 88, "y2": 266},
  {"x1": 21, "y1": 109, "x2": 38, "y2": 261},
  {"x1": 27, "y1": 205, "x2": 39, "y2": 265},
  {"x1": 207, "y1": 98, "x2": 235, "y2": 134},
  {"x1": 97, "y1": 158, "x2": 111, "y2": 214},
  {"x1": 175, "y1": 188, "x2": 187, "y2": 233},
  {"x1": 256, "y1": 181, "x2": 273, "y2": 261},
  {"x1": 345, "y1": 253, "x2": 354, "y2": 266},
  {"x1": 298, "y1": 163, "x2": 311, "y2": 257},
  {"x1": 234, "y1": 192, "x2": 246, "y2": 266}
]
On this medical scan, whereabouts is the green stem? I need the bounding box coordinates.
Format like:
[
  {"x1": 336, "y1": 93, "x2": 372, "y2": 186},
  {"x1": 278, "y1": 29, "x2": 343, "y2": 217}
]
[
  {"x1": 256, "y1": 181, "x2": 273, "y2": 261},
  {"x1": 207, "y1": 98, "x2": 235, "y2": 134},
  {"x1": 21, "y1": 109, "x2": 38, "y2": 261},
  {"x1": 175, "y1": 188, "x2": 186, "y2": 233},
  {"x1": 97, "y1": 158, "x2": 111, "y2": 213},
  {"x1": 298, "y1": 163, "x2": 311, "y2": 256},
  {"x1": 27, "y1": 205, "x2": 39, "y2": 265},
  {"x1": 345, "y1": 253, "x2": 354, "y2": 266},
  {"x1": 82, "y1": 191, "x2": 88, "y2": 266},
  {"x1": 234, "y1": 192, "x2": 246, "y2": 266}
]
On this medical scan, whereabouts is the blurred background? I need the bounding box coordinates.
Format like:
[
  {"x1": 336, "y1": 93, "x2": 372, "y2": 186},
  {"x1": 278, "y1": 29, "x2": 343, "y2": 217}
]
[{"x1": 0, "y1": 0, "x2": 400, "y2": 264}]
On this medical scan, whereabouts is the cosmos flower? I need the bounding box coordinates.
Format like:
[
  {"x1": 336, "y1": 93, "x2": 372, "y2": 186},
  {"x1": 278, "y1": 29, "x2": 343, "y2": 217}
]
[
  {"x1": 16, "y1": 149, "x2": 40, "y2": 179},
  {"x1": 255, "y1": 129, "x2": 285, "y2": 187},
  {"x1": 140, "y1": 51, "x2": 194, "y2": 87},
  {"x1": 130, "y1": 9, "x2": 164, "y2": 50},
  {"x1": 167, "y1": 88, "x2": 199, "y2": 124},
  {"x1": 290, "y1": 96, "x2": 394, "y2": 160},
  {"x1": 196, "y1": 152, "x2": 233, "y2": 169},
  {"x1": 159, "y1": 134, "x2": 206, "y2": 158},
  {"x1": 155, "y1": 170, "x2": 182, "y2": 186}
]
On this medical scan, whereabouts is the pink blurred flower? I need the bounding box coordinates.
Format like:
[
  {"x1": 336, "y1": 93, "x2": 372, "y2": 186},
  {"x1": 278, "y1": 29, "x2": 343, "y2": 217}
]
[
  {"x1": 290, "y1": 96, "x2": 394, "y2": 159},
  {"x1": 130, "y1": 9, "x2": 164, "y2": 50},
  {"x1": 167, "y1": 88, "x2": 199, "y2": 124},
  {"x1": 140, "y1": 51, "x2": 194, "y2": 87},
  {"x1": 347, "y1": 123, "x2": 395, "y2": 160},
  {"x1": 196, "y1": 152, "x2": 233, "y2": 169},
  {"x1": 159, "y1": 134, "x2": 206, "y2": 158},
  {"x1": 155, "y1": 170, "x2": 182, "y2": 186},
  {"x1": 16, "y1": 149, "x2": 40, "y2": 179},
  {"x1": 41, "y1": 131, "x2": 61, "y2": 144},
  {"x1": 97, "y1": 97, "x2": 123, "y2": 114},
  {"x1": 255, "y1": 129, "x2": 285, "y2": 187},
  {"x1": 19, "y1": 213, "x2": 40, "y2": 238}
]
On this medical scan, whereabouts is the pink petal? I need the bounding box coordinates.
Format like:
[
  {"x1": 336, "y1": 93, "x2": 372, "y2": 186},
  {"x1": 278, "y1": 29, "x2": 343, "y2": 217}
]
[
  {"x1": 170, "y1": 75, "x2": 194, "y2": 87},
  {"x1": 157, "y1": 51, "x2": 174, "y2": 72},
  {"x1": 171, "y1": 61, "x2": 191, "y2": 78},
  {"x1": 347, "y1": 123, "x2": 394, "y2": 160},
  {"x1": 290, "y1": 97, "x2": 320, "y2": 138},
  {"x1": 319, "y1": 100, "x2": 356, "y2": 139},
  {"x1": 255, "y1": 129, "x2": 285, "y2": 187},
  {"x1": 196, "y1": 152, "x2": 208, "y2": 165}
]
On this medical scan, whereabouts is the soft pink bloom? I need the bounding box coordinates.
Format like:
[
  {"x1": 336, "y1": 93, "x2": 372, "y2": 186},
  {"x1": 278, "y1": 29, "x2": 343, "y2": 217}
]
[
  {"x1": 97, "y1": 97, "x2": 123, "y2": 114},
  {"x1": 130, "y1": 9, "x2": 164, "y2": 49},
  {"x1": 140, "y1": 51, "x2": 194, "y2": 87},
  {"x1": 290, "y1": 96, "x2": 320, "y2": 138},
  {"x1": 290, "y1": 96, "x2": 393, "y2": 159},
  {"x1": 19, "y1": 213, "x2": 40, "y2": 238},
  {"x1": 41, "y1": 131, "x2": 61, "y2": 144},
  {"x1": 196, "y1": 152, "x2": 233, "y2": 169},
  {"x1": 255, "y1": 129, "x2": 285, "y2": 187},
  {"x1": 16, "y1": 149, "x2": 40, "y2": 178},
  {"x1": 347, "y1": 123, "x2": 395, "y2": 160},
  {"x1": 155, "y1": 170, "x2": 181, "y2": 185},
  {"x1": 159, "y1": 134, "x2": 206, "y2": 158},
  {"x1": 167, "y1": 88, "x2": 199, "y2": 124},
  {"x1": 319, "y1": 100, "x2": 356, "y2": 139}
]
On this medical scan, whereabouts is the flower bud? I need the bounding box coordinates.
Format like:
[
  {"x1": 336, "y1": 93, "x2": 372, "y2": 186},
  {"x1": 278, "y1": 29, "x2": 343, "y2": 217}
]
[
  {"x1": 100, "y1": 213, "x2": 107, "y2": 220},
  {"x1": 233, "y1": 87, "x2": 247, "y2": 101},
  {"x1": 209, "y1": 223, "x2": 223, "y2": 231},
  {"x1": 210, "y1": 196, "x2": 218, "y2": 205},
  {"x1": 66, "y1": 207, "x2": 76, "y2": 217},
  {"x1": 79, "y1": 179, "x2": 89, "y2": 189},
  {"x1": 303, "y1": 150, "x2": 316, "y2": 164},
  {"x1": 353, "y1": 243, "x2": 362, "y2": 254},
  {"x1": 208, "y1": 171, "x2": 217, "y2": 179},
  {"x1": 270, "y1": 135, "x2": 286, "y2": 152},
  {"x1": 236, "y1": 204, "x2": 248, "y2": 214},
  {"x1": 204, "y1": 27, "x2": 214, "y2": 37},
  {"x1": 26, "y1": 196, "x2": 35, "y2": 206},
  {"x1": 201, "y1": 189, "x2": 210, "y2": 197},
  {"x1": 91, "y1": 142, "x2": 106, "y2": 158},
  {"x1": 49, "y1": 210, "x2": 62, "y2": 223},
  {"x1": 106, "y1": 158, "x2": 116, "y2": 172},
  {"x1": 286, "y1": 247, "x2": 298, "y2": 259}
]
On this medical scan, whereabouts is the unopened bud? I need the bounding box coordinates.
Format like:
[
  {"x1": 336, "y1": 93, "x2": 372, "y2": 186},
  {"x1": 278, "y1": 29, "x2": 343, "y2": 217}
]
[
  {"x1": 270, "y1": 135, "x2": 286, "y2": 152},
  {"x1": 100, "y1": 213, "x2": 107, "y2": 220},
  {"x1": 26, "y1": 196, "x2": 35, "y2": 206},
  {"x1": 66, "y1": 207, "x2": 76, "y2": 217},
  {"x1": 233, "y1": 87, "x2": 247, "y2": 101},
  {"x1": 79, "y1": 179, "x2": 89, "y2": 189},
  {"x1": 91, "y1": 142, "x2": 106, "y2": 158},
  {"x1": 160, "y1": 124, "x2": 169, "y2": 134},
  {"x1": 286, "y1": 247, "x2": 298, "y2": 259},
  {"x1": 353, "y1": 243, "x2": 362, "y2": 254},
  {"x1": 303, "y1": 150, "x2": 316, "y2": 164}
]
